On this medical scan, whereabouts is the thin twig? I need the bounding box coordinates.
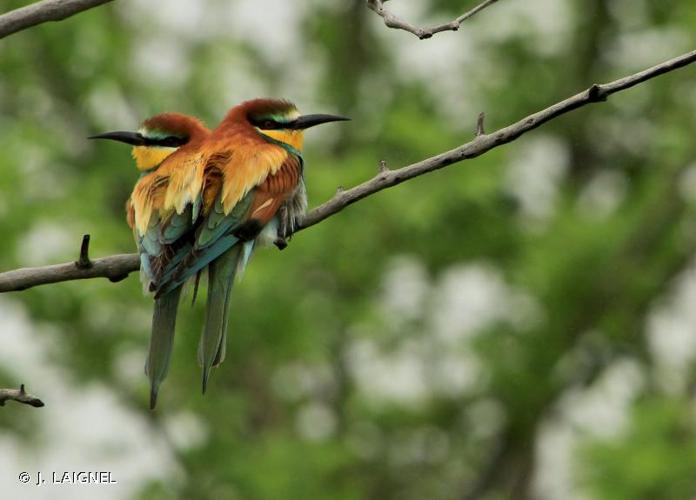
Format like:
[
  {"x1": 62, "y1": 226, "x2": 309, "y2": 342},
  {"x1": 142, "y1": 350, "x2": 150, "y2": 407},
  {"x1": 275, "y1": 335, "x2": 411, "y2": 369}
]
[
  {"x1": 367, "y1": 0, "x2": 500, "y2": 40},
  {"x1": 476, "y1": 112, "x2": 486, "y2": 136},
  {"x1": 0, "y1": 384, "x2": 45, "y2": 407},
  {"x1": 0, "y1": 48, "x2": 694, "y2": 292},
  {"x1": 75, "y1": 234, "x2": 93, "y2": 269},
  {"x1": 0, "y1": 0, "x2": 114, "y2": 40}
]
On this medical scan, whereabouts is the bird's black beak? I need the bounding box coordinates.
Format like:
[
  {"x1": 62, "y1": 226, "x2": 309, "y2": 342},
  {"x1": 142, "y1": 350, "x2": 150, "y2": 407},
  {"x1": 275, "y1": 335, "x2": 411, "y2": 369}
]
[
  {"x1": 291, "y1": 114, "x2": 350, "y2": 130},
  {"x1": 88, "y1": 131, "x2": 146, "y2": 146}
]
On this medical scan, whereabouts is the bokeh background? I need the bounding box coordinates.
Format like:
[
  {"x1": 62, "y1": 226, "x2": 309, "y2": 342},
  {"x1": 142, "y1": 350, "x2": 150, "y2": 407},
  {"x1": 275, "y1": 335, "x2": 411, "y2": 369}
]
[{"x1": 1, "y1": 0, "x2": 696, "y2": 498}]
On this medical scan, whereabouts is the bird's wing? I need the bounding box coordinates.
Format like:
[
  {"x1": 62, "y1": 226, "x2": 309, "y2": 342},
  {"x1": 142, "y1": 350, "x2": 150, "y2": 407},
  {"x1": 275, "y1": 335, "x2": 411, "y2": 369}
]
[
  {"x1": 129, "y1": 151, "x2": 206, "y2": 288},
  {"x1": 153, "y1": 147, "x2": 303, "y2": 295}
]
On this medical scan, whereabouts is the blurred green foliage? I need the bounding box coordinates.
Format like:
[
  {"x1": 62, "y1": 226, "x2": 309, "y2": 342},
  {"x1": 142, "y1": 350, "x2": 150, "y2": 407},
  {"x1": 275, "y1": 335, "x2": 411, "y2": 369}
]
[{"x1": 1, "y1": 0, "x2": 696, "y2": 499}]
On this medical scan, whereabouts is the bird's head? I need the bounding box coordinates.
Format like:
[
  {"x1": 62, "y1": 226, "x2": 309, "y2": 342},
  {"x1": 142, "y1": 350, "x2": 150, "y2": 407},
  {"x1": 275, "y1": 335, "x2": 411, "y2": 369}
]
[
  {"x1": 232, "y1": 99, "x2": 349, "y2": 154},
  {"x1": 90, "y1": 113, "x2": 209, "y2": 171}
]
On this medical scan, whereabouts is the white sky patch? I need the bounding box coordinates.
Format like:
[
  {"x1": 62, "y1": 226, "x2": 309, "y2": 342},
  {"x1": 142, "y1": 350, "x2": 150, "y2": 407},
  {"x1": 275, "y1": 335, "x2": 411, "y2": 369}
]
[
  {"x1": 533, "y1": 358, "x2": 644, "y2": 500},
  {"x1": 347, "y1": 336, "x2": 483, "y2": 405},
  {"x1": 389, "y1": 27, "x2": 475, "y2": 82},
  {"x1": 119, "y1": 0, "x2": 313, "y2": 109},
  {"x1": 355, "y1": 260, "x2": 542, "y2": 406},
  {"x1": 430, "y1": 263, "x2": 542, "y2": 345},
  {"x1": 380, "y1": 0, "x2": 574, "y2": 126},
  {"x1": 130, "y1": 36, "x2": 191, "y2": 88},
  {"x1": 16, "y1": 222, "x2": 76, "y2": 266},
  {"x1": 295, "y1": 402, "x2": 337, "y2": 442},
  {"x1": 85, "y1": 83, "x2": 139, "y2": 131},
  {"x1": 113, "y1": 347, "x2": 151, "y2": 388},
  {"x1": 380, "y1": 256, "x2": 430, "y2": 326},
  {"x1": 429, "y1": 350, "x2": 482, "y2": 397},
  {"x1": 472, "y1": 0, "x2": 574, "y2": 55},
  {"x1": 505, "y1": 135, "x2": 570, "y2": 225},
  {"x1": 606, "y1": 27, "x2": 693, "y2": 72},
  {"x1": 347, "y1": 338, "x2": 431, "y2": 407},
  {"x1": 164, "y1": 412, "x2": 209, "y2": 451},
  {"x1": 560, "y1": 359, "x2": 644, "y2": 438},
  {"x1": 147, "y1": 0, "x2": 205, "y2": 38},
  {"x1": 0, "y1": 298, "x2": 178, "y2": 500},
  {"x1": 16, "y1": 142, "x2": 74, "y2": 202},
  {"x1": 201, "y1": 50, "x2": 271, "y2": 116},
  {"x1": 386, "y1": 19, "x2": 479, "y2": 127},
  {"x1": 223, "y1": 0, "x2": 309, "y2": 65},
  {"x1": 119, "y1": 0, "x2": 208, "y2": 40},
  {"x1": 576, "y1": 169, "x2": 628, "y2": 219},
  {"x1": 533, "y1": 417, "x2": 580, "y2": 500},
  {"x1": 588, "y1": 113, "x2": 656, "y2": 159},
  {"x1": 677, "y1": 162, "x2": 696, "y2": 203},
  {"x1": 354, "y1": 72, "x2": 396, "y2": 139},
  {"x1": 647, "y1": 259, "x2": 696, "y2": 394},
  {"x1": 277, "y1": 56, "x2": 325, "y2": 114}
]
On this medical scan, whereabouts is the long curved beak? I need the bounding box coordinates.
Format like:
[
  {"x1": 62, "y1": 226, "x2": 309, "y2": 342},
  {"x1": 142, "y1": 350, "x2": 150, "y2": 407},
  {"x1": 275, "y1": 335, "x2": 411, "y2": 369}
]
[
  {"x1": 88, "y1": 131, "x2": 146, "y2": 146},
  {"x1": 291, "y1": 114, "x2": 350, "y2": 130}
]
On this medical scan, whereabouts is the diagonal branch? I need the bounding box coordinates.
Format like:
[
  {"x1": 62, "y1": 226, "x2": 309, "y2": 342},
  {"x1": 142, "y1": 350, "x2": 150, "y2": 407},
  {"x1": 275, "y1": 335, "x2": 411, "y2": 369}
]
[
  {"x1": 298, "y1": 49, "x2": 696, "y2": 227},
  {"x1": 367, "y1": 0, "x2": 500, "y2": 40},
  {"x1": 0, "y1": 384, "x2": 45, "y2": 407},
  {"x1": 0, "y1": 0, "x2": 114, "y2": 40},
  {"x1": 0, "y1": 48, "x2": 695, "y2": 293}
]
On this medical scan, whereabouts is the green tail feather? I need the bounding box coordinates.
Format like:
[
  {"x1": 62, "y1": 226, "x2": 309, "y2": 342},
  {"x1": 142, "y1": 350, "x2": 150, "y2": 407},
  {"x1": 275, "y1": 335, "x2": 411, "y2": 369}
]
[
  {"x1": 199, "y1": 244, "x2": 243, "y2": 393},
  {"x1": 145, "y1": 286, "x2": 183, "y2": 409}
]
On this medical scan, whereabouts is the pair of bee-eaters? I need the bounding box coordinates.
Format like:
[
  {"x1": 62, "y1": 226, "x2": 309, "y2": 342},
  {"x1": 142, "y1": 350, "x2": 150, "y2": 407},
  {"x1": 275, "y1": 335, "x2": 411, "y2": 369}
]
[{"x1": 91, "y1": 99, "x2": 348, "y2": 409}]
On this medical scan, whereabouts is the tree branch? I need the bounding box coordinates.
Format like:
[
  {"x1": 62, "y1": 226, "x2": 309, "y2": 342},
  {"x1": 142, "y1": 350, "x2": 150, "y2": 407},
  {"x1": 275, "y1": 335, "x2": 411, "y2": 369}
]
[
  {"x1": 367, "y1": 0, "x2": 500, "y2": 39},
  {"x1": 0, "y1": 384, "x2": 45, "y2": 407},
  {"x1": 0, "y1": 249, "x2": 135, "y2": 292},
  {"x1": 0, "y1": 48, "x2": 694, "y2": 293},
  {"x1": 298, "y1": 49, "x2": 696, "y2": 227},
  {"x1": 0, "y1": 0, "x2": 114, "y2": 40}
]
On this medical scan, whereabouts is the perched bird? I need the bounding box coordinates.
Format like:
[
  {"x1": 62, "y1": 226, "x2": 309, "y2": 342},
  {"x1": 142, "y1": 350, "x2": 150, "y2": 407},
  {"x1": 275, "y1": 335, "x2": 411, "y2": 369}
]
[
  {"x1": 90, "y1": 112, "x2": 210, "y2": 408},
  {"x1": 155, "y1": 98, "x2": 348, "y2": 393},
  {"x1": 91, "y1": 99, "x2": 348, "y2": 406}
]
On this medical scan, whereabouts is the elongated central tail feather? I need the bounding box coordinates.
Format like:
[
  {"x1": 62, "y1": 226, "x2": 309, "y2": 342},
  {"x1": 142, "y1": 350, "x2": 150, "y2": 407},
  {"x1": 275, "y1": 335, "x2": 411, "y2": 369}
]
[
  {"x1": 145, "y1": 286, "x2": 183, "y2": 409},
  {"x1": 199, "y1": 243, "x2": 246, "y2": 393}
]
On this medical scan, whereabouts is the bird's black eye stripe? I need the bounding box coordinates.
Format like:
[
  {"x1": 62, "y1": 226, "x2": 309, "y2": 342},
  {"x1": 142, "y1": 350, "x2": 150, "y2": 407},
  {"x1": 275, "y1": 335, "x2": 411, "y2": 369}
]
[
  {"x1": 249, "y1": 117, "x2": 284, "y2": 130},
  {"x1": 144, "y1": 136, "x2": 188, "y2": 147}
]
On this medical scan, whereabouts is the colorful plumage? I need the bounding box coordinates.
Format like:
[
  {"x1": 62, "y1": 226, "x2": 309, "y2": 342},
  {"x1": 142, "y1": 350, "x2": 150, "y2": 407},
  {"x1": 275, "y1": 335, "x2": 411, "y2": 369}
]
[
  {"x1": 91, "y1": 99, "x2": 348, "y2": 407},
  {"x1": 158, "y1": 99, "x2": 348, "y2": 393},
  {"x1": 91, "y1": 113, "x2": 210, "y2": 408}
]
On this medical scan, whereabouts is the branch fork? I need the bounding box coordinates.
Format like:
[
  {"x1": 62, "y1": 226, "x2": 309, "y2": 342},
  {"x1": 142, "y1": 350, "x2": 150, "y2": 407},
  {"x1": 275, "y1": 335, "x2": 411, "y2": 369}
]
[{"x1": 367, "y1": 0, "x2": 501, "y2": 40}]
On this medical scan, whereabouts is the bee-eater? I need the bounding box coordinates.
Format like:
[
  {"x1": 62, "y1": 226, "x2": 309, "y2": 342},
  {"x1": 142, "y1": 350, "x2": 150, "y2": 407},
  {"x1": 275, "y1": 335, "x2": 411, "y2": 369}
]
[
  {"x1": 154, "y1": 99, "x2": 349, "y2": 393},
  {"x1": 91, "y1": 113, "x2": 210, "y2": 408},
  {"x1": 91, "y1": 100, "x2": 348, "y2": 407}
]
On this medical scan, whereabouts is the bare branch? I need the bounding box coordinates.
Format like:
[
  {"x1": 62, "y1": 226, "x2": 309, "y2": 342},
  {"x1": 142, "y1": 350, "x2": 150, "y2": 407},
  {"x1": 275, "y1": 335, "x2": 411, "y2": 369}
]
[
  {"x1": 298, "y1": 49, "x2": 696, "y2": 228},
  {"x1": 0, "y1": 384, "x2": 45, "y2": 408},
  {"x1": 367, "y1": 0, "x2": 500, "y2": 39},
  {"x1": 0, "y1": 49, "x2": 694, "y2": 292},
  {"x1": 0, "y1": 0, "x2": 114, "y2": 40},
  {"x1": 0, "y1": 251, "x2": 136, "y2": 292}
]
